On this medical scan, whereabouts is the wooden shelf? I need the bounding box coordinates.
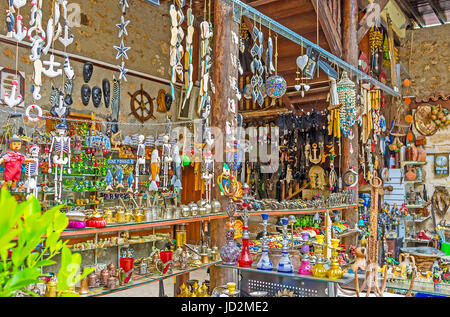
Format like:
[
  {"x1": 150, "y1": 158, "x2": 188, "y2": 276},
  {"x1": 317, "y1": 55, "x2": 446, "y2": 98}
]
[
  {"x1": 60, "y1": 213, "x2": 228, "y2": 237},
  {"x1": 401, "y1": 161, "x2": 427, "y2": 167},
  {"x1": 336, "y1": 229, "x2": 359, "y2": 238},
  {"x1": 235, "y1": 205, "x2": 357, "y2": 217},
  {"x1": 405, "y1": 204, "x2": 427, "y2": 209},
  {"x1": 87, "y1": 262, "x2": 220, "y2": 297},
  {"x1": 59, "y1": 205, "x2": 357, "y2": 237}
]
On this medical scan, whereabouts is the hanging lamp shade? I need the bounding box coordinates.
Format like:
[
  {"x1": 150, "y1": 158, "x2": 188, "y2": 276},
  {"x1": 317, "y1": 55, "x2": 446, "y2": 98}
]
[{"x1": 265, "y1": 75, "x2": 287, "y2": 99}]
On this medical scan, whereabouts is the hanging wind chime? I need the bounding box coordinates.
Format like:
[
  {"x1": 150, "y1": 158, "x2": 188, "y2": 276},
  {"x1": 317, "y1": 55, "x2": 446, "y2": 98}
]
[
  {"x1": 265, "y1": 34, "x2": 287, "y2": 104},
  {"x1": 337, "y1": 72, "x2": 357, "y2": 137}
]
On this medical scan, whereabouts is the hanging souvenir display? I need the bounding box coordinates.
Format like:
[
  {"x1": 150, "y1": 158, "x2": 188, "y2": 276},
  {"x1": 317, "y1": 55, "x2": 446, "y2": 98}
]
[
  {"x1": 250, "y1": 21, "x2": 264, "y2": 107},
  {"x1": 181, "y1": 4, "x2": 195, "y2": 109},
  {"x1": 369, "y1": 27, "x2": 383, "y2": 75},
  {"x1": 337, "y1": 72, "x2": 357, "y2": 137},
  {"x1": 169, "y1": 0, "x2": 185, "y2": 100},
  {"x1": 115, "y1": 0, "x2": 131, "y2": 81},
  {"x1": 198, "y1": 0, "x2": 214, "y2": 120}
]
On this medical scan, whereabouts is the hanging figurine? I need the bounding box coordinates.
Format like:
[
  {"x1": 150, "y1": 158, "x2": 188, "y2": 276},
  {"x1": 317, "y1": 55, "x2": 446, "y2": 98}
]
[
  {"x1": 171, "y1": 143, "x2": 182, "y2": 191},
  {"x1": 0, "y1": 136, "x2": 34, "y2": 189},
  {"x1": 202, "y1": 149, "x2": 214, "y2": 203},
  {"x1": 116, "y1": 166, "x2": 124, "y2": 189},
  {"x1": 149, "y1": 148, "x2": 160, "y2": 192},
  {"x1": 48, "y1": 123, "x2": 72, "y2": 203},
  {"x1": 134, "y1": 135, "x2": 146, "y2": 193},
  {"x1": 105, "y1": 169, "x2": 114, "y2": 191},
  {"x1": 126, "y1": 171, "x2": 134, "y2": 193},
  {"x1": 5, "y1": 9, "x2": 15, "y2": 38},
  {"x1": 161, "y1": 135, "x2": 172, "y2": 188},
  {"x1": 25, "y1": 144, "x2": 41, "y2": 198}
]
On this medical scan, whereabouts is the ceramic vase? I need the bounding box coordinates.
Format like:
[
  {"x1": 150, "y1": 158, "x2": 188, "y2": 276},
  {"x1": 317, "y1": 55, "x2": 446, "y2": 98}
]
[{"x1": 220, "y1": 222, "x2": 240, "y2": 265}]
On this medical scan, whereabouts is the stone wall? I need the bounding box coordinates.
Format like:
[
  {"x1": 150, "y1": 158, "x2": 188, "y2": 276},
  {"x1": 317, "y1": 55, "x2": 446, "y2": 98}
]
[
  {"x1": 399, "y1": 24, "x2": 450, "y2": 99},
  {"x1": 398, "y1": 24, "x2": 450, "y2": 234}
]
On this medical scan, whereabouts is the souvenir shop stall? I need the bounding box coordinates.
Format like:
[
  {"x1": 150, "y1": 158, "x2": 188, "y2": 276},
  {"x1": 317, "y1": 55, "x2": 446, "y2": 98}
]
[{"x1": 0, "y1": 0, "x2": 449, "y2": 298}]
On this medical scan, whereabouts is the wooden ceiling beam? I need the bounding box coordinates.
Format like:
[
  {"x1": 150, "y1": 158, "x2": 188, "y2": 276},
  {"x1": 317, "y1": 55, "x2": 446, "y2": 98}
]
[
  {"x1": 289, "y1": 91, "x2": 329, "y2": 104},
  {"x1": 395, "y1": 0, "x2": 425, "y2": 28},
  {"x1": 310, "y1": 0, "x2": 343, "y2": 57},
  {"x1": 279, "y1": 70, "x2": 330, "y2": 86},
  {"x1": 427, "y1": 0, "x2": 447, "y2": 24},
  {"x1": 246, "y1": 0, "x2": 280, "y2": 8},
  {"x1": 357, "y1": 0, "x2": 390, "y2": 43},
  {"x1": 249, "y1": 0, "x2": 312, "y2": 17}
]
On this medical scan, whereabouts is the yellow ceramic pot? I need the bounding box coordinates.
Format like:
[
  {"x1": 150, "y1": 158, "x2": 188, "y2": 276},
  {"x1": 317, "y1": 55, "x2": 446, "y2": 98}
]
[
  {"x1": 312, "y1": 261, "x2": 328, "y2": 278},
  {"x1": 327, "y1": 262, "x2": 344, "y2": 279}
]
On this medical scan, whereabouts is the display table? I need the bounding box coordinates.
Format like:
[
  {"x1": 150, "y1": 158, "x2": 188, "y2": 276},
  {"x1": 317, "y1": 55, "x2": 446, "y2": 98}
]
[
  {"x1": 385, "y1": 280, "x2": 450, "y2": 297},
  {"x1": 217, "y1": 264, "x2": 354, "y2": 297}
]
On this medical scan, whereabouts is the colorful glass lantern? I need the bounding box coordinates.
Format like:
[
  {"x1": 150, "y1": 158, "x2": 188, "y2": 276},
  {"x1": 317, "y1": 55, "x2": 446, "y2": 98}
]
[{"x1": 265, "y1": 76, "x2": 287, "y2": 99}]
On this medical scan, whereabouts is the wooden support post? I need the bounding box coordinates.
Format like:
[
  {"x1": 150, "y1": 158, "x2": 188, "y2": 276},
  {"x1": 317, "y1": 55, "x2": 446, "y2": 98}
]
[
  {"x1": 342, "y1": 0, "x2": 359, "y2": 237},
  {"x1": 209, "y1": 0, "x2": 239, "y2": 291}
]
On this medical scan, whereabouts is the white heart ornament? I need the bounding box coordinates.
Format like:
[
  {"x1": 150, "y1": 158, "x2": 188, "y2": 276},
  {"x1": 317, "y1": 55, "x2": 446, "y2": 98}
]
[
  {"x1": 303, "y1": 84, "x2": 310, "y2": 92},
  {"x1": 296, "y1": 55, "x2": 308, "y2": 71},
  {"x1": 294, "y1": 85, "x2": 301, "y2": 91}
]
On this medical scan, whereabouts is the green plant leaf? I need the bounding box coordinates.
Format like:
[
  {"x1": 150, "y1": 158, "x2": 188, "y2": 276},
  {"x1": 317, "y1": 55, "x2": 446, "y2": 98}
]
[
  {"x1": 26, "y1": 252, "x2": 40, "y2": 268},
  {"x1": 34, "y1": 259, "x2": 56, "y2": 268},
  {"x1": 4, "y1": 267, "x2": 41, "y2": 292}
]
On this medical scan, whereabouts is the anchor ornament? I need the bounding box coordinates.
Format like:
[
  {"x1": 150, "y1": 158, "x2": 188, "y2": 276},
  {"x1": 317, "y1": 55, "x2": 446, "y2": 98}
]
[
  {"x1": 42, "y1": 55, "x2": 62, "y2": 78},
  {"x1": 58, "y1": 21, "x2": 73, "y2": 47},
  {"x1": 13, "y1": 15, "x2": 27, "y2": 42},
  {"x1": 4, "y1": 80, "x2": 23, "y2": 108},
  {"x1": 309, "y1": 143, "x2": 323, "y2": 165}
]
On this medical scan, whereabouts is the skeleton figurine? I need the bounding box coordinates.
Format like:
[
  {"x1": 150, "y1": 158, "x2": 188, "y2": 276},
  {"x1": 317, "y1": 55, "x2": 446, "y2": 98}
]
[
  {"x1": 134, "y1": 135, "x2": 146, "y2": 193},
  {"x1": 202, "y1": 149, "x2": 214, "y2": 203},
  {"x1": 48, "y1": 123, "x2": 72, "y2": 203},
  {"x1": 26, "y1": 145, "x2": 41, "y2": 198},
  {"x1": 161, "y1": 135, "x2": 172, "y2": 188}
]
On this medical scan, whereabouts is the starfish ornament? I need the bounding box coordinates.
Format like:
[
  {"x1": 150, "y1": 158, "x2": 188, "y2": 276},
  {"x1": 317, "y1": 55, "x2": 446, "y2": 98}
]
[
  {"x1": 118, "y1": 61, "x2": 128, "y2": 81},
  {"x1": 113, "y1": 39, "x2": 131, "y2": 60},
  {"x1": 116, "y1": 15, "x2": 130, "y2": 38},
  {"x1": 120, "y1": 0, "x2": 129, "y2": 14}
]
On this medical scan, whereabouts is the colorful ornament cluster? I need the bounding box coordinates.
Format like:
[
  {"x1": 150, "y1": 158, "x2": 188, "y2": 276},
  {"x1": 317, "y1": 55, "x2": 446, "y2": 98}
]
[
  {"x1": 114, "y1": 0, "x2": 131, "y2": 81},
  {"x1": 4, "y1": 0, "x2": 75, "y2": 125}
]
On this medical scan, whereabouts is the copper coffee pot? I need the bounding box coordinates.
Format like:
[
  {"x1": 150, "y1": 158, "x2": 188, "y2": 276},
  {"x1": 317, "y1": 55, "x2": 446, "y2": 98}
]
[
  {"x1": 100, "y1": 269, "x2": 110, "y2": 286},
  {"x1": 79, "y1": 277, "x2": 89, "y2": 295}
]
